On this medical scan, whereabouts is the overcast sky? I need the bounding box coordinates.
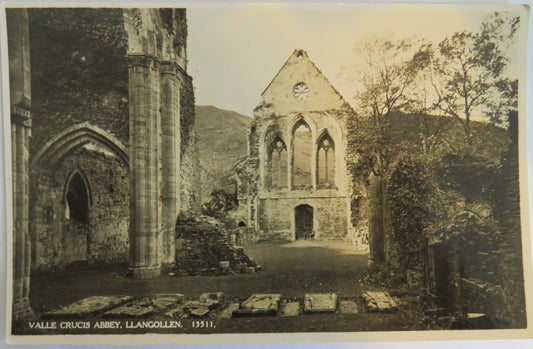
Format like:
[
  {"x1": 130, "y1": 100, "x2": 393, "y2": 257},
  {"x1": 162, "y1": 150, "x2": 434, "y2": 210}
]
[{"x1": 187, "y1": 3, "x2": 525, "y2": 116}]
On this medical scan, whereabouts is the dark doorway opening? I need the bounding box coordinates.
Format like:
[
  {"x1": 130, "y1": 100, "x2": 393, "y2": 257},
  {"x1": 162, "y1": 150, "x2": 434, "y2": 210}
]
[
  {"x1": 66, "y1": 172, "x2": 90, "y2": 224},
  {"x1": 295, "y1": 204, "x2": 313, "y2": 240}
]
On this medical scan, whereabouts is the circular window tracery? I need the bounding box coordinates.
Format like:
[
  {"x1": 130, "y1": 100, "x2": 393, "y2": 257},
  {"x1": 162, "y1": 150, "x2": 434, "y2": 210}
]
[{"x1": 292, "y1": 82, "x2": 310, "y2": 100}]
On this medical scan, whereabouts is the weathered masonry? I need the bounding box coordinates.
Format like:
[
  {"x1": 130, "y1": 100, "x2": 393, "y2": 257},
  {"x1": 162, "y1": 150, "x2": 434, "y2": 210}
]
[
  {"x1": 8, "y1": 8, "x2": 198, "y2": 320},
  {"x1": 235, "y1": 50, "x2": 356, "y2": 240}
]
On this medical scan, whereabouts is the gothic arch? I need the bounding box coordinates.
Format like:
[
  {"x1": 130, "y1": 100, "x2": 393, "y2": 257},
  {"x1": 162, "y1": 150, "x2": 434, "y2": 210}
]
[
  {"x1": 316, "y1": 130, "x2": 336, "y2": 187},
  {"x1": 290, "y1": 117, "x2": 314, "y2": 188},
  {"x1": 63, "y1": 169, "x2": 92, "y2": 207},
  {"x1": 64, "y1": 170, "x2": 92, "y2": 224},
  {"x1": 31, "y1": 122, "x2": 129, "y2": 171},
  {"x1": 287, "y1": 113, "x2": 317, "y2": 138}
]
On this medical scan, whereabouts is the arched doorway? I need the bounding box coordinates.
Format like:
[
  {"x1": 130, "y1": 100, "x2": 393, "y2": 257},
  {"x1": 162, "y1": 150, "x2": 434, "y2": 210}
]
[
  {"x1": 64, "y1": 171, "x2": 92, "y2": 265},
  {"x1": 295, "y1": 204, "x2": 314, "y2": 240},
  {"x1": 65, "y1": 171, "x2": 91, "y2": 223}
]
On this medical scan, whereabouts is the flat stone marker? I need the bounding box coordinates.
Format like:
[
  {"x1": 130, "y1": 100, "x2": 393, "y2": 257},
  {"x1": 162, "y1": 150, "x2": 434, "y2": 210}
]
[
  {"x1": 189, "y1": 307, "x2": 210, "y2": 318},
  {"x1": 164, "y1": 305, "x2": 188, "y2": 319},
  {"x1": 233, "y1": 294, "x2": 281, "y2": 317},
  {"x1": 359, "y1": 291, "x2": 398, "y2": 312},
  {"x1": 43, "y1": 296, "x2": 134, "y2": 318},
  {"x1": 339, "y1": 300, "x2": 358, "y2": 314},
  {"x1": 217, "y1": 303, "x2": 240, "y2": 319},
  {"x1": 103, "y1": 294, "x2": 184, "y2": 318},
  {"x1": 280, "y1": 301, "x2": 301, "y2": 317},
  {"x1": 304, "y1": 293, "x2": 338, "y2": 313},
  {"x1": 153, "y1": 294, "x2": 185, "y2": 310},
  {"x1": 103, "y1": 298, "x2": 158, "y2": 318}
]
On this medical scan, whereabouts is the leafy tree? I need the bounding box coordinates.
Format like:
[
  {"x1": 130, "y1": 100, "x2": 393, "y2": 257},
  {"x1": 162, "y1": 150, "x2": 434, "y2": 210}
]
[
  {"x1": 351, "y1": 38, "x2": 431, "y2": 265},
  {"x1": 429, "y1": 13, "x2": 519, "y2": 135},
  {"x1": 388, "y1": 158, "x2": 435, "y2": 286}
]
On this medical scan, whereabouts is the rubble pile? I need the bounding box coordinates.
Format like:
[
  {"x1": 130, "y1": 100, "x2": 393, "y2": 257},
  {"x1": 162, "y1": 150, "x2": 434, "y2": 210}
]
[{"x1": 175, "y1": 216, "x2": 260, "y2": 276}]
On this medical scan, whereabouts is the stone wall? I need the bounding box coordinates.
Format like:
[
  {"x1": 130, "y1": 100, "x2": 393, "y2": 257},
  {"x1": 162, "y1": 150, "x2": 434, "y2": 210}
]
[
  {"x1": 28, "y1": 9, "x2": 129, "y2": 152},
  {"x1": 26, "y1": 8, "x2": 199, "y2": 273},
  {"x1": 30, "y1": 147, "x2": 129, "y2": 270},
  {"x1": 257, "y1": 195, "x2": 349, "y2": 240},
  {"x1": 179, "y1": 72, "x2": 200, "y2": 214}
]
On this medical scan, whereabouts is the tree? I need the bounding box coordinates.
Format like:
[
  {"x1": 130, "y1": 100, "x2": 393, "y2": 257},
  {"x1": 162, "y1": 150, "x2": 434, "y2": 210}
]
[
  {"x1": 429, "y1": 13, "x2": 519, "y2": 135},
  {"x1": 351, "y1": 38, "x2": 431, "y2": 265}
]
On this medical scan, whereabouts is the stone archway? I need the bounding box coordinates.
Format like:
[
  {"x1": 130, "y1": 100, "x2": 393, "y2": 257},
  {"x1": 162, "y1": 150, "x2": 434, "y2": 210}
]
[{"x1": 29, "y1": 124, "x2": 130, "y2": 270}]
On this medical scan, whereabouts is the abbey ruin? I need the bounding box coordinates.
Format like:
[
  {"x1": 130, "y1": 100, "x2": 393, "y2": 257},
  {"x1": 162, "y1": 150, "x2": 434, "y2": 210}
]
[
  {"x1": 8, "y1": 8, "x2": 200, "y2": 320},
  {"x1": 7, "y1": 6, "x2": 526, "y2": 332},
  {"x1": 233, "y1": 50, "x2": 360, "y2": 243}
]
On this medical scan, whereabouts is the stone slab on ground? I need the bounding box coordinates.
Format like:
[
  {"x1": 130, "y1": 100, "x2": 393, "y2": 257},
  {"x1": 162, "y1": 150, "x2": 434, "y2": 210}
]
[
  {"x1": 304, "y1": 293, "x2": 338, "y2": 313},
  {"x1": 183, "y1": 299, "x2": 222, "y2": 318},
  {"x1": 103, "y1": 294, "x2": 184, "y2": 318},
  {"x1": 164, "y1": 304, "x2": 188, "y2": 319},
  {"x1": 43, "y1": 296, "x2": 134, "y2": 318},
  {"x1": 359, "y1": 291, "x2": 398, "y2": 312},
  {"x1": 217, "y1": 303, "x2": 240, "y2": 319},
  {"x1": 153, "y1": 294, "x2": 185, "y2": 310},
  {"x1": 233, "y1": 294, "x2": 281, "y2": 317},
  {"x1": 103, "y1": 298, "x2": 158, "y2": 318},
  {"x1": 280, "y1": 301, "x2": 301, "y2": 317},
  {"x1": 339, "y1": 300, "x2": 358, "y2": 314},
  {"x1": 189, "y1": 306, "x2": 210, "y2": 318}
]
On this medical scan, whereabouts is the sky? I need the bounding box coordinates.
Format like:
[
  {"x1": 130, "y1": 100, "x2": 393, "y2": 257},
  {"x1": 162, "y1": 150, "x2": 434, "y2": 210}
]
[{"x1": 186, "y1": 3, "x2": 526, "y2": 116}]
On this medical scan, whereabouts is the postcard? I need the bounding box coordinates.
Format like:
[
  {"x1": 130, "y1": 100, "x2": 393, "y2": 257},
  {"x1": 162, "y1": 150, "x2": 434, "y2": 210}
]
[{"x1": 2, "y1": 2, "x2": 532, "y2": 345}]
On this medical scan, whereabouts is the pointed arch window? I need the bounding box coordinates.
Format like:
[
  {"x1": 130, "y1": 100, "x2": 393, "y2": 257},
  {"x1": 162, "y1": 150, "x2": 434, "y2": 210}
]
[
  {"x1": 65, "y1": 171, "x2": 91, "y2": 224},
  {"x1": 292, "y1": 120, "x2": 312, "y2": 188},
  {"x1": 267, "y1": 137, "x2": 287, "y2": 189},
  {"x1": 317, "y1": 132, "x2": 335, "y2": 188}
]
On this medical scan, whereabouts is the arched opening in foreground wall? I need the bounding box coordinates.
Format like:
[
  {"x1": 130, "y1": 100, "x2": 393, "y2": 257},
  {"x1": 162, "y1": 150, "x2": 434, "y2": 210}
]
[
  {"x1": 64, "y1": 170, "x2": 91, "y2": 224},
  {"x1": 30, "y1": 123, "x2": 130, "y2": 270}
]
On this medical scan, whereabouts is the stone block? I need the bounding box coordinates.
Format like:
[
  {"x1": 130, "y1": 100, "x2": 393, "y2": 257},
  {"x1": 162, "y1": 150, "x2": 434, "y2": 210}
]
[
  {"x1": 233, "y1": 294, "x2": 281, "y2": 317},
  {"x1": 43, "y1": 295, "x2": 134, "y2": 318},
  {"x1": 199, "y1": 292, "x2": 224, "y2": 302},
  {"x1": 359, "y1": 291, "x2": 398, "y2": 312},
  {"x1": 103, "y1": 298, "x2": 158, "y2": 318},
  {"x1": 152, "y1": 294, "x2": 185, "y2": 311},
  {"x1": 236, "y1": 263, "x2": 247, "y2": 274},
  {"x1": 339, "y1": 300, "x2": 358, "y2": 314},
  {"x1": 280, "y1": 301, "x2": 300, "y2": 316},
  {"x1": 304, "y1": 293, "x2": 338, "y2": 313},
  {"x1": 164, "y1": 305, "x2": 188, "y2": 319},
  {"x1": 245, "y1": 266, "x2": 255, "y2": 274},
  {"x1": 189, "y1": 307, "x2": 210, "y2": 318}
]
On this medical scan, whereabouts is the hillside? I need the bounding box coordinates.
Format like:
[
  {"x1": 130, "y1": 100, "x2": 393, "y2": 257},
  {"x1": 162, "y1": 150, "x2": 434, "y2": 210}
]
[{"x1": 194, "y1": 105, "x2": 252, "y2": 202}]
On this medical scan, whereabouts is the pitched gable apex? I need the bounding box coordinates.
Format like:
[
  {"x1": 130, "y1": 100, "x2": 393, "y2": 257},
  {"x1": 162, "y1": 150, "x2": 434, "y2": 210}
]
[{"x1": 258, "y1": 49, "x2": 348, "y2": 115}]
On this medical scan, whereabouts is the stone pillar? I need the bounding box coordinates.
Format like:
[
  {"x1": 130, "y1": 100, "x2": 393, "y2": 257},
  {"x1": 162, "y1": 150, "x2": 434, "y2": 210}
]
[
  {"x1": 7, "y1": 8, "x2": 33, "y2": 321},
  {"x1": 287, "y1": 137, "x2": 293, "y2": 190},
  {"x1": 159, "y1": 61, "x2": 181, "y2": 269},
  {"x1": 126, "y1": 54, "x2": 161, "y2": 279}
]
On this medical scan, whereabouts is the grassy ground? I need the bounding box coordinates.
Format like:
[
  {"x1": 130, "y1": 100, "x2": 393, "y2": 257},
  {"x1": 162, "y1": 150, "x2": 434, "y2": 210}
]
[{"x1": 17, "y1": 240, "x2": 428, "y2": 334}]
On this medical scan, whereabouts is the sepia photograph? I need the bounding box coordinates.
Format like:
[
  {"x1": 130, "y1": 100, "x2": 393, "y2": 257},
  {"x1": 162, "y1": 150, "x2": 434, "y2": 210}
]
[{"x1": 2, "y1": 2, "x2": 532, "y2": 344}]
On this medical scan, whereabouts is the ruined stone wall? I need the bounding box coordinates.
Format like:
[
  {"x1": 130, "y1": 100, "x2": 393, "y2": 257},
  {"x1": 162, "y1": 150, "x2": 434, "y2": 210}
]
[
  {"x1": 27, "y1": 9, "x2": 130, "y2": 271},
  {"x1": 28, "y1": 9, "x2": 129, "y2": 153},
  {"x1": 179, "y1": 72, "x2": 200, "y2": 215},
  {"x1": 30, "y1": 147, "x2": 129, "y2": 270},
  {"x1": 257, "y1": 196, "x2": 349, "y2": 240}
]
